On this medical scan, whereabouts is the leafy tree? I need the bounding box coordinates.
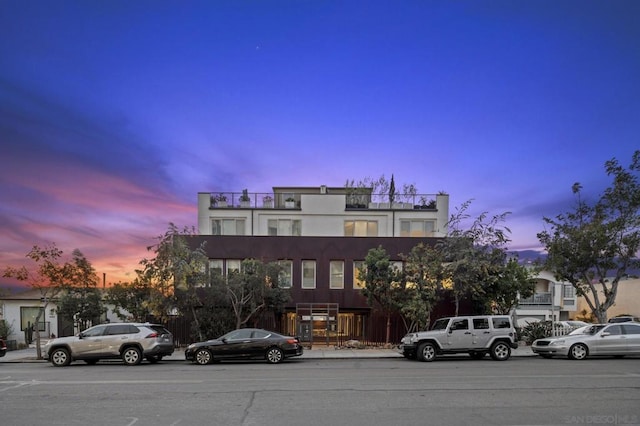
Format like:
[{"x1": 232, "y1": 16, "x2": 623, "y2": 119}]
[
  {"x1": 440, "y1": 201, "x2": 513, "y2": 315},
  {"x1": 3, "y1": 244, "x2": 77, "y2": 359},
  {"x1": 136, "y1": 223, "x2": 208, "y2": 330},
  {"x1": 214, "y1": 259, "x2": 290, "y2": 330},
  {"x1": 399, "y1": 243, "x2": 443, "y2": 332},
  {"x1": 105, "y1": 279, "x2": 159, "y2": 322},
  {"x1": 359, "y1": 246, "x2": 404, "y2": 343},
  {"x1": 485, "y1": 258, "x2": 535, "y2": 315},
  {"x1": 538, "y1": 151, "x2": 640, "y2": 323},
  {"x1": 55, "y1": 249, "x2": 106, "y2": 332}
]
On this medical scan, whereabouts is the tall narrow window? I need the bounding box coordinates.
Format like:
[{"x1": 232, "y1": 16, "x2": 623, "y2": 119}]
[
  {"x1": 226, "y1": 259, "x2": 241, "y2": 275},
  {"x1": 353, "y1": 261, "x2": 366, "y2": 289},
  {"x1": 302, "y1": 260, "x2": 316, "y2": 289},
  {"x1": 330, "y1": 261, "x2": 344, "y2": 289},
  {"x1": 278, "y1": 260, "x2": 293, "y2": 288}
]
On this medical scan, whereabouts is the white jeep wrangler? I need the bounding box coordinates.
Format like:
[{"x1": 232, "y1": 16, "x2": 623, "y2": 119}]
[{"x1": 399, "y1": 315, "x2": 519, "y2": 362}]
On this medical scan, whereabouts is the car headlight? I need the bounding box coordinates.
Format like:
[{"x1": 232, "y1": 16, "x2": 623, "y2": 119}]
[
  {"x1": 187, "y1": 344, "x2": 195, "y2": 350},
  {"x1": 549, "y1": 340, "x2": 565, "y2": 346}
]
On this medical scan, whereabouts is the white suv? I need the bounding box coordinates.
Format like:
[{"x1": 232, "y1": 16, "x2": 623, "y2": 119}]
[
  {"x1": 44, "y1": 323, "x2": 174, "y2": 367},
  {"x1": 399, "y1": 315, "x2": 519, "y2": 362}
]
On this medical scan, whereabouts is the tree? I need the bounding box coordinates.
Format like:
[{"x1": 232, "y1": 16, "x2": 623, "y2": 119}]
[
  {"x1": 136, "y1": 223, "x2": 209, "y2": 328},
  {"x1": 440, "y1": 201, "x2": 513, "y2": 315},
  {"x1": 105, "y1": 279, "x2": 158, "y2": 322},
  {"x1": 538, "y1": 151, "x2": 640, "y2": 323},
  {"x1": 215, "y1": 259, "x2": 290, "y2": 330},
  {"x1": 399, "y1": 243, "x2": 443, "y2": 332},
  {"x1": 56, "y1": 249, "x2": 106, "y2": 331},
  {"x1": 359, "y1": 246, "x2": 404, "y2": 343},
  {"x1": 485, "y1": 258, "x2": 535, "y2": 315},
  {"x1": 3, "y1": 244, "x2": 76, "y2": 359}
]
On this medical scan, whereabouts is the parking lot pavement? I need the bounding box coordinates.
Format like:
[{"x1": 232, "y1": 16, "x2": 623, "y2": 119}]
[{"x1": 1, "y1": 343, "x2": 535, "y2": 363}]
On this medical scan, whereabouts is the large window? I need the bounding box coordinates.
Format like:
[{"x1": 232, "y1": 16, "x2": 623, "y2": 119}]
[
  {"x1": 344, "y1": 220, "x2": 378, "y2": 236},
  {"x1": 353, "y1": 261, "x2": 366, "y2": 289},
  {"x1": 268, "y1": 219, "x2": 301, "y2": 236},
  {"x1": 400, "y1": 220, "x2": 435, "y2": 237},
  {"x1": 212, "y1": 218, "x2": 245, "y2": 235},
  {"x1": 302, "y1": 260, "x2": 316, "y2": 289},
  {"x1": 279, "y1": 260, "x2": 293, "y2": 288},
  {"x1": 330, "y1": 261, "x2": 344, "y2": 289},
  {"x1": 20, "y1": 307, "x2": 44, "y2": 331}
]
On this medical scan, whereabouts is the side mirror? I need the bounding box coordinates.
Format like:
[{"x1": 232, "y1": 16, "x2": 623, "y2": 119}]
[
  {"x1": 600, "y1": 332, "x2": 610, "y2": 337},
  {"x1": 221, "y1": 337, "x2": 227, "y2": 343},
  {"x1": 78, "y1": 333, "x2": 84, "y2": 339}
]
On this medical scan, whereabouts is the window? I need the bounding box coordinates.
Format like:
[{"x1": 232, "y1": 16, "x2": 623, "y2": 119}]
[
  {"x1": 20, "y1": 307, "x2": 44, "y2": 332},
  {"x1": 492, "y1": 318, "x2": 511, "y2": 329},
  {"x1": 353, "y1": 261, "x2": 366, "y2": 289},
  {"x1": 330, "y1": 261, "x2": 344, "y2": 289},
  {"x1": 473, "y1": 318, "x2": 490, "y2": 330},
  {"x1": 622, "y1": 324, "x2": 640, "y2": 335},
  {"x1": 212, "y1": 218, "x2": 245, "y2": 235},
  {"x1": 106, "y1": 325, "x2": 139, "y2": 335},
  {"x1": 563, "y1": 285, "x2": 575, "y2": 298},
  {"x1": 344, "y1": 220, "x2": 378, "y2": 236},
  {"x1": 279, "y1": 260, "x2": 293, "y2": 288},
  {"x1": 209, "y1": 259, "x2": 223, "y2": 277},
  {"x1": 450, "y1": 319, "x2": 469, "y2": 331},
  {"x1": 400, "y1": 220, "x2": 435, "y2": 237},
  {"x1": 82, "y1": 325, "x2": 107, "y2": 337},
  {"x1": 226, "y1": 259, "x2": 241, "y2": 275},
  {"x1": 268, "y1": 219, "x2": 301, "y2": 236},
  {"x1": 302, "y1": 260, "x2": 316, "y2": 289}
]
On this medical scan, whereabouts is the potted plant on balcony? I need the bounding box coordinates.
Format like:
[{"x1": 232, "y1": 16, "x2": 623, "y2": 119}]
[
  {"x1": 285, "y1": 197, "x2": 295, "y2": 208},
  {"x1": 262, "y1": 195, "x2": 274, "y2": 208},
  {"x1": 239, "y1": 189, "x2": 251, "y2": 208},
  {"x1": 214, "y1": 194, "x2": 227, "y2": 207}
]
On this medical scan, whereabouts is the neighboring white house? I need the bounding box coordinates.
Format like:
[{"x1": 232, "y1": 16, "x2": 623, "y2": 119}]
[
  {"x1": 0, "y1": 288, "x2": 121, "y2": 348},
  {"x1": 515, "y1": 270, "x2": 579, "y2": 327}
]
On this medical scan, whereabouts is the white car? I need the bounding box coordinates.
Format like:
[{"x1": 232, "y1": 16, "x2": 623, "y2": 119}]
[{"x1": 531, "y1": 323, "x2": 640, "y2": 360}]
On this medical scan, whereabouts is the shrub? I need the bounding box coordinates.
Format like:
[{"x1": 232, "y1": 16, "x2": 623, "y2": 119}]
[{"x1": 520, "y1": 320, "x2": 552, "y2": 345}]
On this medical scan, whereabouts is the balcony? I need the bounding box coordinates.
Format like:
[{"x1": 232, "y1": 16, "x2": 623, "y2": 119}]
[{"x1": 519, "y1": 292, "x2": 552, "y2": 305}]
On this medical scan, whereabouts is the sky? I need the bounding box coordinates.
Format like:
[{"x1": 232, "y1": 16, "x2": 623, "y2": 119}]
[{"x1": 1, "y1": 0, "x2": 639, "y2": 287}]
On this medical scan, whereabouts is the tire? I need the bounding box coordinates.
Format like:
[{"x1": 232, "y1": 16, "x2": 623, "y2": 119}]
[
  {"x1": 469, "y1": 351, "x2": 486, "y2": 360},
  {"x1": 266, "y1": 347, "x2": 284, "y2": 364},
  {"x1": 122, "y1": 347, "x2": 142, "y2": 366},
  {"x1": 194, "y1": 348, "x2": 213, "y2": 365},
  {"x1": 489, "y1": 342, "x2": 511, "y2": 361},
  {"x1": 568, "y1": 343, "x2": 588, "y2": 360},
  {"x1": 417, "y1": 342, "x2": 437, "y2": 362},
  {"x1": 50, "y1": 348, "x2": 71, "y2": 367}
]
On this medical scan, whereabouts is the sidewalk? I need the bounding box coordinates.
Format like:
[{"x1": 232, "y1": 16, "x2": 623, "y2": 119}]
[{"x1": 1, "y1": 344, "x2": 535, "y2": 363}]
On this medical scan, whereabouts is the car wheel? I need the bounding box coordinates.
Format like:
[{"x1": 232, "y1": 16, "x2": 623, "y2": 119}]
[
  {"x1": 568, "y1": 343, "x2": 588, "y2": 360},
  {"x1": 266, "y1": 347, "x2": 284, "y2": 364},
  {"x1": 122, "y1": 347, "x2": 142, "y2": 366},
  {"x1": 194, "y1": 348, "x2": 213, "y2": 365},
  {"x1": 469, "y1": 351, "x2": 486, "y2": 360},
  {"x1": 84, "y1": 359, "x2": 98, "y2": 365},
  {"x1": 417, "y1": 342, "x2": 436, "y2": 362},
  {"x1": 50, "y1": 348, "x2": 71, "y2": 367},
  {"x1": 490, "y1": 342, "x2": 511, "y2": 361}
]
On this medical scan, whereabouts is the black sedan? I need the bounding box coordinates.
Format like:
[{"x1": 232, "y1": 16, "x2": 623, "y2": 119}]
[{"x1": 185, "y1": 328, "x2": 304, "y2": 365}]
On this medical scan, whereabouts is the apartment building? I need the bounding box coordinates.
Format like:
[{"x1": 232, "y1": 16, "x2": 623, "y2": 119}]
[{"x1": 194, "y1": 185, "x2": 450, "y2": 345}]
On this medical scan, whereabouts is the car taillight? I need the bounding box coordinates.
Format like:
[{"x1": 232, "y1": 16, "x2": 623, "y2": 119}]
[
  {"x1": 145, "y1": 332, "x2": 159, "y2": 338},
  {"x1": 287, "y1": 339, "x2": 299, "y2": 344}
]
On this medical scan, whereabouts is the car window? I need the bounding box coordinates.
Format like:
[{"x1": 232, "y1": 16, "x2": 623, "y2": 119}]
[
  {"x1": 450, "y1": 319, "x2": 468, "y2": 331},
  {"x1": 149, "y1": 325, "x2": 171, "y2": 335},
  {"x1": 252, "y1": 330, "x2": 270, "y2": 339},
  {"x1": 492, "y1": 318, "x2": 511, "y2": 329},
  {"x1": 622, "y1": 324, "x2": 640, "y2": 335},
  {"x1": 225, "y1": 329, "x2": 253, "y2": 340},
  {"x1": 82, "y1": 325, "x2": 107, "y2": 337},
  {"x1": 604, "y1": 325, "x2": 623, "y2": 335},
  {"x1": 473, "y1": 318, "x2": 489, "y2": 330},
  {"x1": 106, "y1": 325, "x2": 139, "y2": 335}
]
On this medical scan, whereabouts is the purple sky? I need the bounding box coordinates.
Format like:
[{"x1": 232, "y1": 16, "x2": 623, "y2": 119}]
[{"x1": 1, "y1": 1, "x2": 639, "y2": 285}]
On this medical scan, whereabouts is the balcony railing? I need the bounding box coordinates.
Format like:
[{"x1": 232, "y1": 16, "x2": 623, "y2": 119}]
[
  {"x1": 207, "y1": 191, "x2": 440, "y2": 211},
  {"x1": 519, "y1": 292, "x2": 552, "y2": 305}
]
